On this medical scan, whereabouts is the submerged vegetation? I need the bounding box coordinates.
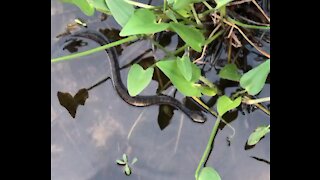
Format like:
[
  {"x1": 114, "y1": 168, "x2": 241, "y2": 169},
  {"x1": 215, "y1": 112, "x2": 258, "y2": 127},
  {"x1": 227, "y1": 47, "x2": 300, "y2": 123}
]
[{"x1": 52, "y1": 0, "x2": 270, "y2": 179}]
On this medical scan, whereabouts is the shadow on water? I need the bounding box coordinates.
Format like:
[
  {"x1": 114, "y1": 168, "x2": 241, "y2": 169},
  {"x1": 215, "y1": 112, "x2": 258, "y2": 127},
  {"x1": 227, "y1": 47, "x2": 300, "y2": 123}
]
[{"x1": 51, "y1": 1, "x2": 270, "y2": 179}]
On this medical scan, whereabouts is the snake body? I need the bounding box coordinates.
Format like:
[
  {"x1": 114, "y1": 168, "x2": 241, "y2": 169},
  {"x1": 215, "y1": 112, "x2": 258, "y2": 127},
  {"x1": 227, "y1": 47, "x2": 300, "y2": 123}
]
[{"x1": 67, "y1": 30, "x2": 206, "y2": 123}]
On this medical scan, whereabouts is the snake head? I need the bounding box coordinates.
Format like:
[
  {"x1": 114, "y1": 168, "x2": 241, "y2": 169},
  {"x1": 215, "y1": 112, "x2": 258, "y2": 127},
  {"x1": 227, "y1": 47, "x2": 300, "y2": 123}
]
[{"x1": 190, "y1": 111, "x2": 207, "y2": 123}]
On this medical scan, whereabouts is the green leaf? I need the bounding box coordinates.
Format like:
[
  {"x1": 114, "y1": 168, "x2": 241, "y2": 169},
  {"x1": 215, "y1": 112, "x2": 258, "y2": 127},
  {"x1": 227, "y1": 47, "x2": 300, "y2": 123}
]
[
  {"x1": 169, "y1": 22, "x2": 205, "y2": 52},
  {"x1": 124, "y1": 164, "x2": 131, "y2": 175},
  {"x1": 240, "y1": 59, "x2": 270, "y2": 95},
  {"x1": 127, "y1": 64, "x2": 154, "y2": 97},
  {"x1": 120, "y1": 9, "x2": 169, "y2": 36},
  {"x1": 198, "y1": 167, "x2": 221, "y2": 180},
  {"x1": 116, "y1": 159, "x2": 126, "y2": 165},
  {"x1": 164, "y1": 10, "x2": 178, "y2": 23},
  {"x1": 177, "y1": 55, "x2": 192, "y2": 81},
  {"x1": 105, "y1": 0, "x2": 134, "y2": 27},
  {"x1": 122, "y1": 154, "x2": 128, "y2": 162},
  {"x1": 198, "y1": 86, "x2": 217, "y2": 96},
  {"x1": 156, "y1": 59, "x2": 201, "y2": 97},
  {"x1": 131, "y1": 157, "x2": 138, "y2": 165},
  {"x1": 177, "y1": 8, "x2": 192, "y2": 18},
  {"x1": 61, "y1": 0, "x2": 95, "y2": 16},
  {"x1": 173, "y1": 0, "x2": 204, "y2": 10},
  {"x1": 247, "y1": 126, "x2": 270, "y2": 146},
  {"x1": 217, "y1": 95, "x2": 242, "y2": 116},
  {"x1": 215, "y1": 0, "x2": 234, "y2": 10},
  {"x1": 88, "y1": 0, "x2": 109, "y2": 14},
  {"x1": 219, "y1": 64, "x2": 241, "y2": 81}
]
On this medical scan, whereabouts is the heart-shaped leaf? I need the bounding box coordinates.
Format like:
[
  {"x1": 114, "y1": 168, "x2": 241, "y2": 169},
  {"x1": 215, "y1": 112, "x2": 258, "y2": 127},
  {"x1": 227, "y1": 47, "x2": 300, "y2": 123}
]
[
  {"x1": 156, "y1": 58, "x2": 201, "y2": 97},
  {"x1": 219, "y1": 63, "x2": 241, "y2": 81},
  {"x1": 240, "y1": 59, "x2": 270, "y2": 95},
  {"x1": 198, "y1": 167, "x2": 221, "y2": 180},
  {"x1": 127, "y1": 64, "x2": 154, "y2": 96},
  {"x1": 217, "y1": 95, "x2": 242, "y2": 116},
  {"x1": 105, "y1": 0, "x2": 134, "y2": 27},
  {"x1": 247, "y1": 125, "x2": 270, "y2": 146},
  {"x1": 169, "y1": 22, "x2": 205, "y2": 52},
  {"x1": 57, "y1": 88, "x2": 89, "y2": 118},
  {"x1": 177, "y1": 55, "x2": 192, "y2": 81},
  {"x1": 120, "y1": 9, "x2": 169, "y2": 36},
  {"x1": 61, "y1": 0, "x2": 95, "y2": 16}
]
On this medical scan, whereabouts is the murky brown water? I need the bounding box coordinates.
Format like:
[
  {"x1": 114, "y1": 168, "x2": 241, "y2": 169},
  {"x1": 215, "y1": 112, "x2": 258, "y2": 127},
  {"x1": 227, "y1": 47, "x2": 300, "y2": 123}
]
[{"x1": 51, "y1": 1, "x2": 270, "y2": 179}]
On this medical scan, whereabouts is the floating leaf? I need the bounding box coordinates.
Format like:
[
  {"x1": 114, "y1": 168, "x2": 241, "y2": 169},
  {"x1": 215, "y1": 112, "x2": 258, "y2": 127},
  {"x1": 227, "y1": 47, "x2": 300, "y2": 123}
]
[
  {"x1": 120, "y1": 9, "x2": 169, "y2": 36},
  {"x1": 74, "y1": 88, "x2": 89, "y2": 105},
  {"x1": 88, "y1": 0, "x2": 109, "y2": 14},
  {"x1": 198, "y1": 167, "x2": 221, "y2": 180},
  {"x1": 131, "y1": 157, "x2": 138, "y2": 165},
  {"x1": 116, "y1": 159, "x2": 126, "y2": 165},
  {"x1": 247, "y1": 126, "x2": 270, "y2": 146},
  {"x1": 199, "y1": 86, "x2": 217, "y2": 96},
  {"x1": 219, "y1": 64, "x2": 241, "y2": 81},
  {"x1": 240, "y1": 59, "x2": 270, "y2": 95},
  {"x1": 57, "y1": 88, "x2": 89, "y2": 118},
  {"x1": 169, "y1": 22, "x2": 205, "y2": 52},
  {"x1": 127, "y1": 64, "x2": 154, "y2": 96},
  {"x1": 217, "y1": 95, "x2": 242, "y2": 116},
  {"x1": 215, "y1": 0, "x2": 234, "y2": 10},
  {"x1": 156, "y1": 59, "x2": 201, "y2": 97},
  {"x1": 124, "y1": 164, "x2": 131, "y2": 175},
  {"x1": 61, "y1": 0, "x2": 95, "y2": 16},
  {"x1": 122, "y1": 154, "x2": 128, "y2": 163},
  {"x1": 177, "y1": 55, "x2": 192, "y2": 81},
  {"x1": 105, "y1": 0, "x2": 134, "y2": 27}
]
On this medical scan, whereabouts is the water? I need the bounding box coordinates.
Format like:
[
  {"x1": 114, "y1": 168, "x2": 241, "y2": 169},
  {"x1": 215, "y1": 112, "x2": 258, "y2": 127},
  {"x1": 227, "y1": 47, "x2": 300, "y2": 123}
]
[{"x1": 51, "y1": 1, "x2": 270, "y2": 179}]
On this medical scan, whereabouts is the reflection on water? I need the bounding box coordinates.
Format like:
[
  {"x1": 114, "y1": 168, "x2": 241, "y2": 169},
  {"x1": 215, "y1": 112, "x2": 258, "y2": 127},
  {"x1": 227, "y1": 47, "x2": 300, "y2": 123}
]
[{"x1": 51, "y1": 1, "x2": 270, "y2": 180}]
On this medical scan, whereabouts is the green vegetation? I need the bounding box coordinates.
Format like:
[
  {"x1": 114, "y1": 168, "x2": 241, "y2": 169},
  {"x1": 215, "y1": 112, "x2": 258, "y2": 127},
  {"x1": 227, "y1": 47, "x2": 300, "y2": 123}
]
[
  {"x1": 116, "y1": 153, "x2": 138, "y2": 176},
  {"x1": 52, "y1": 0, "x2": 270, "y2": 179}
]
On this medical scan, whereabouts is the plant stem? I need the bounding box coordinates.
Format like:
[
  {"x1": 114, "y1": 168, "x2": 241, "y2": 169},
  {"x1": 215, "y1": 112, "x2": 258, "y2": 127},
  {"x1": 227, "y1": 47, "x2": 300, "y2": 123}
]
[
  {"x1": 243, "y1": 97, "x2": 270, "y2": 105},
  {"x1": 149, "y1": 38, "x2": 172, "y2": 55},
  {"x1": 51, "y1": 35, "x2": 138, "y2": 63},
  {"x1": 172, "y1": 44, "x2": 188, "y2": 56},
  {"x1": 226, "y1": 17, "x2": 270, "y2": 30},
  {"x1": 163, "y1": 0, "x2": 167, "y2": 12},
  {"x1": 202, "y1": 1, "x2": 213, "y2": 10},
  {"x1": 190, "y1": 4, "x2": 202, "y2": 25},
  {"x1": 195, "y1": 116, "x2": 221, "y2": 180},
  {"x1": 124, "y1": 0, "x2": 155, "y2": 9},
  {"x1": 199, "y1": 76, "x2": 221, "y2": 95},
  {"x1": 254, "y1": 103, "x2": 270, "y2": 116},
  {"x1": 191, "y1": 97, "x2": 235, "y2": 137},
  {"x1": 204, "y1": 30, "x2": 224, "y2": 45},
  {"x1": 251, "y1": 0, "x2": 270, "y2": 22}
]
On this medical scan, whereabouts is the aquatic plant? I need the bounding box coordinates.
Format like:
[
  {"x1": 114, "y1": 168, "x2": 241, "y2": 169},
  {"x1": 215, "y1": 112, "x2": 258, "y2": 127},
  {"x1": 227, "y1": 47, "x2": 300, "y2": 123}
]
[{"x1": 52, "y1": 0, "x2": 270, "y2": 179}]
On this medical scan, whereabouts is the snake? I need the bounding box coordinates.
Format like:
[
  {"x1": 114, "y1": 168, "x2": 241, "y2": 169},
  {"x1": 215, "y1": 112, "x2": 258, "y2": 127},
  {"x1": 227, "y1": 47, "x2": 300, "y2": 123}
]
[{"x1": 64, "y1": 30, "x2": 207, "y2": 123}]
